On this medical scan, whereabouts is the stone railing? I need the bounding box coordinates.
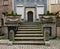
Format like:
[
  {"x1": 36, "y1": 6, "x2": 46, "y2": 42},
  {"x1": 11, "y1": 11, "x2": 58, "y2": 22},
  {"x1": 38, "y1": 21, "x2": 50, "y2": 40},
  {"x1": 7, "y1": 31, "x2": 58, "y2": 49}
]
[
  {"x1": 4, "y1": 15, "x2": 21, "y2": 26},
  {"x1": 39, "y1": 15, "x2": 56, "y2": 23}
]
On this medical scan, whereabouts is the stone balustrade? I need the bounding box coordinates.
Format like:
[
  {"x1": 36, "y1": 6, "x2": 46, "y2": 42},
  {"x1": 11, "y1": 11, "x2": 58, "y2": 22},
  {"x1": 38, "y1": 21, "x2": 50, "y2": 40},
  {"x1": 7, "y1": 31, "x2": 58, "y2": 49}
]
[
  {"x1": 39, "y1": 15, "x2": 56, "y2": 23},
  {"x1": 4, "y1": 15, "x2": 21, "y2": 26}
]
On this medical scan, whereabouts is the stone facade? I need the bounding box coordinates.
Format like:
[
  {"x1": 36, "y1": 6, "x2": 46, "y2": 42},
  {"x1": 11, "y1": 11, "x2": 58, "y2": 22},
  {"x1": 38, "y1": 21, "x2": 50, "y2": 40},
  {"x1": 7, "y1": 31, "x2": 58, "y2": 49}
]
[
  {"x1": 42, "y1": 24, "x2": 56, "y2": 38},
  {"x1": 39, "y1": 15, "x2": 56, "y2": 38},
  {"x1": 0, "y1": 0, "x2": 60, "y2": 39},
  {"x1": 3, "y1": 0, "x2": 12, "y2": 13}
]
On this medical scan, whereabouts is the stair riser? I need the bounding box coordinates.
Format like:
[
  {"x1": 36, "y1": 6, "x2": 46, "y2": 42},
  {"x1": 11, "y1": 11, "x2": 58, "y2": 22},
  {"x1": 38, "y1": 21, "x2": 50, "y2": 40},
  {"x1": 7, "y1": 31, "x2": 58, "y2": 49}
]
[
  {"x1": 17, "y1": 30, "x2": 41, "y2": 31},
  {"x1": 16, "y1": 32, "x2": 43, "y2": 34},
  {"x1": 13, "y1": 43, "x2": 45, "y2": 45},
  {"x1": 14, "y1": 39, "x2": 44, "y2": 41},
  {"x1": 18, "y1": 27, "x2": 41, "y2": 29},
  {"x1": 21, "y1": 23, "x2": 40, "y2": 24}
]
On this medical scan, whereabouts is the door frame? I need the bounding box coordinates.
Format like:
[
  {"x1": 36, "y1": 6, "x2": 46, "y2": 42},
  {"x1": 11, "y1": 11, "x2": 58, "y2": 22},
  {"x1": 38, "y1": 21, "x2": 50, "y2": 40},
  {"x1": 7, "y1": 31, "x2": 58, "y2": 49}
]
[{"x1": 25, "y1": 7, "x2": 35, "y2": 22}]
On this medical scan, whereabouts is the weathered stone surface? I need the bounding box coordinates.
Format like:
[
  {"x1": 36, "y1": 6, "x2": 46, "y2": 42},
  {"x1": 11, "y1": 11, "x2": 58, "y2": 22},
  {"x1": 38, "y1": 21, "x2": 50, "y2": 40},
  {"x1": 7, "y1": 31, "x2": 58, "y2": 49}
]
[
  {"x1": 9, "y1": 30, "x2": 14, "y2": 41},
  {"x1": 0, "y1": 39, "x2": 60, "y2": 49}
]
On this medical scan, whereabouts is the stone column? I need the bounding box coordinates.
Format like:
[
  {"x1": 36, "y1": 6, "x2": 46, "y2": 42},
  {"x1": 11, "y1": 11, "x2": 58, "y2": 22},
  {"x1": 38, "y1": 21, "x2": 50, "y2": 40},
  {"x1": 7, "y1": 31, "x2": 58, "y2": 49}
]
[{"x1": 9, "y1": 30, "x2": 14, "y2": 41}]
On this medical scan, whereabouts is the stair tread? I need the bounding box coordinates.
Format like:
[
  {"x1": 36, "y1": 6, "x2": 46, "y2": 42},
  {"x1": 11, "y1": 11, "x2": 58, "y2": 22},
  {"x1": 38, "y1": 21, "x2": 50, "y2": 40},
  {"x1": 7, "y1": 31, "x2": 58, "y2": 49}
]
[
  {"x1": 15, "y1": 37, "x2": 44, "y2": 39},
  {"x1": 15, "y1": 34, "x2": 43, "y2": 36},
  {"x1": 20, "y1": 25, "x2": 40, "y2": 27},
  {"x1": 17, "y1": 31, "x2": 42, "y2": 33},
  {"x1": 18, "y1": 29, "x2": 41, "y2": 31},
  {"x1": 18, "y1": 29, "x2": 41, "y2": 30},
  {"x1": 18, "y1": 27, "x2": 41, "y2": 28},
  {"x1": 16, "y1": 33, "x2": 43, "y2": 34},
  {"x1": 13, "y1": 41, "x2": 45, "y2": 43}
]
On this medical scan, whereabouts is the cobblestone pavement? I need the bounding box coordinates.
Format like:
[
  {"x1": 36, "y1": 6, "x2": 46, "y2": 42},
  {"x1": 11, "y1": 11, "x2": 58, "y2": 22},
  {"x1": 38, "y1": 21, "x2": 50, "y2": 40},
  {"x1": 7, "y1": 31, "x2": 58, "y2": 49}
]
[{"x1": 0, "y1": 39, "x2": 60, "y2": 49}]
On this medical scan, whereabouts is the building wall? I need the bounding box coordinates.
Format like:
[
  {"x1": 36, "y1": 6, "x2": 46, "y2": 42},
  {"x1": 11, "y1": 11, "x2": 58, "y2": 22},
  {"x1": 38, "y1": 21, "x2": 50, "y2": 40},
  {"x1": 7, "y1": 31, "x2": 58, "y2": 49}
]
[
  {"x1": 56, "y1": 17, "x2": 60, "y2": 38},
  {"x1": 48, "y1": 0, "x2": 60, "y2": 13},
  {"x1": 51, "y1": 4, "x2": 60, "y2": 13},
  {"x1": 57, "y1": 27, "x2": 60, "y2": 38},
  {"x1": 14, "y1": 0, "x2": 47, "y2": 14},
  {"x1": 0, "y1": 0, "x2": 3, "y2": 26},
  {"x1": 37, "y1": 6, "x2": 44, "y2": 19},
  {"x1": 16, "y1": 6, "x2": 24, "y2": 19},
  {"x1": 6, "y1": 0, "x2": 12, "y2": 13}
]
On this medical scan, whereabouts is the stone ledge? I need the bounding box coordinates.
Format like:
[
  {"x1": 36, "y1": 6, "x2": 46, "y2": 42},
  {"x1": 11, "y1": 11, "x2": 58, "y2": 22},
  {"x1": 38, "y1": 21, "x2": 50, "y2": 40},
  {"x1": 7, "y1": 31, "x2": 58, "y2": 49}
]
[
  {"x1": 0, "y1": 39, "x2": 12, "y2": 45},
  {"x1": 45, "y1": 41, "x2": 50, "y2": 46}
]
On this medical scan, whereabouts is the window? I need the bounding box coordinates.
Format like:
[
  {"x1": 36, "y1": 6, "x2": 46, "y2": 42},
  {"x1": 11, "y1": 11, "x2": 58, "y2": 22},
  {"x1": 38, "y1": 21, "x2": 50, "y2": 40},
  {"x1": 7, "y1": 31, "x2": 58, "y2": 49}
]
[
  {"x1": 16, "y1": 0, "x2": 24, "y2": 3},
  {"x1": 3, "y1": 0, "x2": 8, "y2": 6},
  {"x1": 51, "y1": 0, "x2": 59, "y2": 4}
]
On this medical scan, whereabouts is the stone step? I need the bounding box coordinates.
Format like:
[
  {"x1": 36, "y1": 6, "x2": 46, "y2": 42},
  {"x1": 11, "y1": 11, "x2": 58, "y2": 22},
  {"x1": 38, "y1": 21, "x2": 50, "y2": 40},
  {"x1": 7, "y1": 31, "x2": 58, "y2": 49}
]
[
  {"x1": 14, "y1": 39, "x2": 44, "y2": 41},
  {"x1": 16, "y1": 31, "x2": 42, "y2": 34},
  {"x1": 15, "y1": 37, "x2": 44, "y2": 39},
  {"x1": 14, "y1": 22, "x2": 44, "y2": 45},
  {"x1": 15, "y1": 34, "x2": 43, "y2": 37},
  {"x1": 18, "y1": 27, "x2": 41, "y2": 29},
  {"x1": 20, "y1": 25, "x2": 40, "y2": 27},
  {"x1": 20, "y1": 22, "x2": 41, "y2": 25},
  {"x1": 13, "y1": 41, "x2": 45, "y2": 45},
  {"x1": 18, "y1": 29, "x2": 41, "y2": 31},
  {"x1": 13, "y1": 43, "x2": 45, "y2": 45}
]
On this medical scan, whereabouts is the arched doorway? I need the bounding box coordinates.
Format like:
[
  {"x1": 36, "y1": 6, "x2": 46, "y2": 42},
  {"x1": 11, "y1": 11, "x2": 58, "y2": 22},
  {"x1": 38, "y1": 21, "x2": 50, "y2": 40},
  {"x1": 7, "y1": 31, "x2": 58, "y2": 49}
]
[{"x1": 27, "y1": 11, "x2": 33, "y2": 22}]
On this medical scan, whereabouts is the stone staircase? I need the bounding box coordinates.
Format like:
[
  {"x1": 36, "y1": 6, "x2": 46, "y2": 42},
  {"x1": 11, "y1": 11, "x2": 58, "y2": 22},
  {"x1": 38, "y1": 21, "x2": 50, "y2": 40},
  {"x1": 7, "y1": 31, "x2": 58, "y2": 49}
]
[{"x1": 13, "y1": 22, "x2": 45, "y2": 45}]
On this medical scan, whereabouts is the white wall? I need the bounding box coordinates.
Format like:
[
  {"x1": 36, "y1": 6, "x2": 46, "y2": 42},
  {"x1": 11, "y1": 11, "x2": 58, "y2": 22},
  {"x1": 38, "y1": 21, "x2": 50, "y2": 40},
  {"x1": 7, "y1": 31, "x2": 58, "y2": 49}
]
[
  {"x1": 16, "y1": 6, "x2": 24, "y2": 19},
  {"x1": 37, "y1": 6, "x2": 44, "y2": 19}
]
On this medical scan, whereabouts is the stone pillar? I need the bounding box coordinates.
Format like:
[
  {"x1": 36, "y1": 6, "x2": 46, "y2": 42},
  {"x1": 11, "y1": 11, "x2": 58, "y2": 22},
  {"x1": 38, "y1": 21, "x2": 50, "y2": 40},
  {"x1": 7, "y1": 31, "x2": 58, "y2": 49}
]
[
  {"x1": 44, "y1": 30, "x2": 49, "y2": 41},
  {"x1": 9, "y1": 30, "x2": 14, "y2": 41}
]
